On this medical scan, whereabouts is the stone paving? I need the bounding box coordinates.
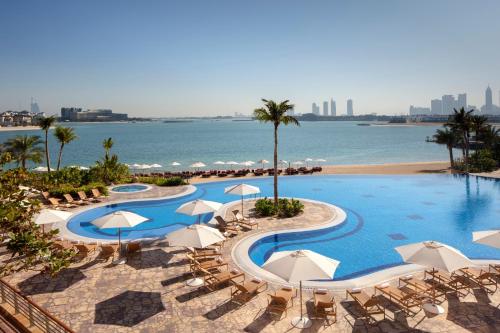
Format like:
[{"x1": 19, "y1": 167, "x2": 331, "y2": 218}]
[{"x1": 2, "y1": 199, "x2": 500, "y2": 332}]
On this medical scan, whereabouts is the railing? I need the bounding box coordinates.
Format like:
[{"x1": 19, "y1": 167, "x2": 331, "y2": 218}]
[{"x1": 0, "y1": 278, "x2": 74, "y2": 333}]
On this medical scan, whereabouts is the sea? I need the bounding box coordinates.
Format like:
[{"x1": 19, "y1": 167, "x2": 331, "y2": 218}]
[{"x1": 0, "y1": 120, "x2": 450, "y2": 170}]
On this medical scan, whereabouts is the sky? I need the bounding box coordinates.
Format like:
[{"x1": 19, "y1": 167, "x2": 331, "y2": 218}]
[{"x1": 1, "y1": 0, "x2": 500, "y2": 117}]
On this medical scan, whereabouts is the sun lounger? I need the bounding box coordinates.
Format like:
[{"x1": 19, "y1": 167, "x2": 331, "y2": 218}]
[
  {"x1": 375, "y1": 284, "x2": 422, "y2": 316},
  {"x1": 230, "y1": 276, "x2": 268, "y2": 305},
  {"x1": 126, "y1": 241, "x2": 142, "y2": 256},
  {"x1": 187, "y1": 254, "x2": 227, "y2": 273},
  {"x1": 214, "y1": 216, "x2": 239, "y2": 236},
  {"x1": 73, "y1": 243, "x2": 97, "y2": 262},
  {"x1": 97, "y1": 244, "x2": 119, "y2": 262},
  {"x1": 425, "y1": 269, "x2": 472, "y2": 297},
  {"x1": 458, "y1": 267, "x2": 498, "y2": 294},
  {"x1": 187, "y1": 247, "x2": 221, "y2": 259},
  {"x1": 232, "y1": 210, "x2": 259, "y2": 230},
  {"x1": 63, "y1": 193, "x2": 87, "y2": 206},
  {"x1": 312, "y1": 289, "x2": 336, "y2": 323},
  {"x1": 200, "y1": 267, "x2": 245, "y2": 291},
  {"x1": 346, "y1": 289, "x2": 385, "y2": 323},
  {"x1": 91, "y1": 188, "x2": 104, "y2": 200},
  {"x1": 77, "y1": 191, "x2": 100, "y2": 203},
  {"x1": 399, "y1": 275, "x2": 446, "y2": 303},
  {"x1": 266, "y1": 287, "x2": 297, "y2": 319},
  {"x1": 490, "y1": 264, "x2": 500, "y2": 276}
]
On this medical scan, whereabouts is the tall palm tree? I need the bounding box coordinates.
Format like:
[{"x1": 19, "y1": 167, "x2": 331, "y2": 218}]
[
  {"x1": 479, "y1": 125, "x2": 500, "y2": 148},
  {"x1": 38, "y1": 116, "x2": 56, "y2": 173},
  {"x1": 3, "y1": 135, "x2": 44, "y2": 169},
  {"x1": 446, "y1": 108, "x2": 474, "y2": 171},
  {"x1": 54, "y1": 126, "x2": 77, "y2": 171},
  {"x1": 433, "y1": 128, "x2": 458, "y2": 168},
  {"x1": 102, "y1": 137, "x2": 114, "y2": 160},
  {"x1": 254, "y1": 99, "x2": 299, "y2": 206}
]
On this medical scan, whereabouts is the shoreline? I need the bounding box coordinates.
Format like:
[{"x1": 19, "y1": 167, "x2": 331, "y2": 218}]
[{"x1": 189, "y1": 161, "x2": 452, "y2": 183}]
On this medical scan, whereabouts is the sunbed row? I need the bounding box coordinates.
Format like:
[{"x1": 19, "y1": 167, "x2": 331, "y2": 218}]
[
  {"x1": 41, "y1": 188, "x2": 105, "y2": 209},
  {"x1": 52, "y1": 239, "x2": 141, "y2": 262}
]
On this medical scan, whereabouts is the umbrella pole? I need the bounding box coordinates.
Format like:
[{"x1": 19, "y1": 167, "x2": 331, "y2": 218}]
[
  {"x1": 118, "y1": 228, "x2": 121, "y2": 253},
  {"x1": 300, "y1": 280, "x2": 303, "y2": 319},
  {"x1": 241, "y1": 195, "x2": 244, "y2": 217},
  {"x1": 291, "y1": 280, "x2": 311, "y2": 328}
]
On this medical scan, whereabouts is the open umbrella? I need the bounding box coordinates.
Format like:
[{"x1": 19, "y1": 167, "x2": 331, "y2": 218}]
[
  {"x1": 166, "y1": 224, "x2": 225, "y2": 286},
  {"x1": 92, "y1": 211, "x2": 149, "y2": 263},
  {"x1": 257, "y1": 159, "x2": 269, "y2": 169},
  {"x1": 171, "y1": 162, "x2": 181, "y2": 166},
  {"x1": 34, "y1": 209, "x2": 72, "y2": 232},
  {"x1": 225, "y1": 161, "x2": 239, "y2": 169},
  {"x1": 150, "y1": 164, "x2": 162, "y2": 168},
  {"x1": 395, "y1": 241, "x2": 474, "y2": 314},
  {"x1": 304, "y1": 158, "x2": 314, "y2": 167},
  {"x1": 175, "y1": 199, "x2": 222, "y2": 224},
  {"x1": 473, "y1": 230, "x2": 500, "y2": 249},
  {"x1": 224, "y1": 183, "x2": 260, "y2": 216},
  {"x1": 263, "y1": 250, "x2": 340, "y2": 328},
  {"x1": 32, "y1": 166, "x2": 53, "y2": 172},
  {"x1": 240, "y1": 161, "x2": 255, "y2": 167},
  {"x1": 292, "y1": 161, "x2": 304, "y2": 166}
]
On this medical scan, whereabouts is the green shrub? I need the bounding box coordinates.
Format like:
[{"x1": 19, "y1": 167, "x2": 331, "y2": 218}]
[
  {"x1": 156, "y1": 177, "x2": 186, "y2": 186},
  {"x1": 254, "y1": 197, "x2": 277, "y2": 216},
  {"x1": 48, "y1": 182, "x2": 108, "y2": 198},
  {"x1": 455, "y1": 149, "x2": 498, "y2": 173},
  {"x1": 277, "y1": 198, "x2": 304, "y2": 218}
]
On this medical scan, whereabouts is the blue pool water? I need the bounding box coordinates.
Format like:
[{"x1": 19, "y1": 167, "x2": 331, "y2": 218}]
[
  {"x1": 67, "y1": 175, "x2": 500, "y2": 279},
  {"x1": 111, "y1": 184, "x2": 149, "y2": 193}
]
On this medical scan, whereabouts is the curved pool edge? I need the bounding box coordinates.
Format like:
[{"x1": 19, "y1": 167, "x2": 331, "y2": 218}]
[
  {"x1": 57, "y1": 184, "x2": 197, "y2": 243},
  {"x1": 109, "y1": 183, "x2": 153, "y2": 194},
  {"x1": 231, "y1": 199, "x2": 500, "y2": 291}
]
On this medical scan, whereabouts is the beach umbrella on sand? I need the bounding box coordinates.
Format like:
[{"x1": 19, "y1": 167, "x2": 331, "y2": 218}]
[
  {"x1": 32, "y1": 166, "x2": 53, "y2": 172},
  {"x1": 304, "y1": 158, "x2": 313, "y2": 167},
  {"x1": 225, "y1": 161, "x2": 239, "y2": 169},
  {"x1": 166, "y1": 224, "x2": 225, "y2": 286},
  {"x1": 34, "y1": 209, "x2": 72, "y2": 232},
  {"x1": 190, "y1": 162, "x2": 206, "y2": 171},
  {"x1": 292, "y1": 161, "x2": 304, "y2": 166},
  {"x1": 213, "y1": 161, "x2": 225, "y2": 170},
  {"x1": 175, "y1": 199, "x2": 222, "y2": 224},
  {"x1": 239, "y1": 161, "x2": 255, "y2": 167},
  {"x1": 171, "y1": 162, "x2": 181, "y2": 166},
  {"x1": 224, "y1": 183, "x2": 260, "y2": 216},
  {"x1": 92, "y1": 211, "x2": 149, "y2": 264},
  {"x1": 279, "y1": 160, "x2": 289, "y2": 169},
  {"x1": 473, "y1": 230, "x2": 500, "y2": 249},
  {"x1": 257, "y1": 159, "x2": 269, "y2": 169},
  {"x1": 150, "y1": 164, "x2": 162, "y2": 168},
  {"x1": 395, "y1": 240, "x2": 474, "y2": 314},
  {"x1": 262, "y1": 250, "x2": 340, "y2": 329}
]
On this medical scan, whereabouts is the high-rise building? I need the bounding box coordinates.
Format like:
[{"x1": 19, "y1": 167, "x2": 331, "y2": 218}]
[
  {"x1": 312, "y1": 103, "x2": 320, "y2": 115},
  {"x1": 485, "y1": 85, "x2": 493, "y2": 109},
  {"x1": 346, "y1": 99, "x2": 353, "y2": 116},
  {"x1": 441, "y1": 95, "x2": 456, "y2": 115},
  {"x1": 30, "y1": 97, "x2": 40, "y2": 114},
  {"x1": 457, "y1": 93, "x2": 467, "y2": 110},
  {"x1": 323, "y1": 101, "x2": 329, "y2": 116},
  {"x1": 431, "y1": 99, "x2": 442, "y2": 115},
  {"x1": 330, "y1": 99, "x2": 336, "y2": 116},
  {"x1": 409, "y1": 106, "x2": 431, "y2": 116}
]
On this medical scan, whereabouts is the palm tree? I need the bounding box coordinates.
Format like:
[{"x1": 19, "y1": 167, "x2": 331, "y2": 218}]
[
  {"x1": 102, "y1": 137, "x2": 114, "y2": 160},
  {"x1": 433, "y1": 128, "x2": 458, "y2": 168},
  {"x1": 446, "y1": 108, "x2": 474, "y2": 171},
  {"x1": 54, "y1": 126, "x2": 77, "y2": 171},
  {"x1": 3, "y1": 135, "x2": 44, "y2": 169},
  {"x1": 39, "y1": 116, "x2": 56, "y2": 173},
  {"x1": 479, "y1": 125, "x2": 500, "y2": 148},
  {"x1": 254, "y1": 99, "x2": 299, "y2": 206}
]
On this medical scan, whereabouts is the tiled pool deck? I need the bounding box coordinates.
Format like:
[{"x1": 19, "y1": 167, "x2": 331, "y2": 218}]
[{"x1": 2, "y1": 187, "x2": 500, "y2": 332}]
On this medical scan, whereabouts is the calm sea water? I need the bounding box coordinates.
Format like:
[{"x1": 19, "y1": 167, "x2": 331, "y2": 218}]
[{"x1": 0, "y1": 121, "x2": 448, "y2": 169}]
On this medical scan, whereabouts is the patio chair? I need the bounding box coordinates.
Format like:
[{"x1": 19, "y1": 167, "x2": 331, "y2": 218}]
[
  {"x1": 63, "y1": 193, "x2": 87, "y2": 206},
  {"x1": 126, "y1": 241, "x2": 142, "y2": 256},
  {"x1": 490, "y1": 264, "x2": 500, "y2": 276},
  {"x1": 311, "y1": 289, "x2": 337, "y2": 324},
  {"x1": 187, "y1": 254, "x2": 227, "y2": 273},
  {"x1": 266, "y1": 287, "x2": 297, "y2": 319},
  {"x1": 346, "y1": 289, "x2": 385, "y2": 323},
  {"x1": 399, "y1": 275, "x2": 446, "y2": 303},
  {"x1": 91, "y1": 188, "x2": 104, "y2": 199},
  {"x1": 97, "y1": 244, "x2": 119, "y2": 262},
  {"x1": 214, "y1": 216, "x2": 239, "y2": 236},
  {"x1": 73, "y1": 243, "x2": 97, "y2": 262},
  {"x1": 230, "y1": 276, "x2": 268, "y2": 305},
  {"x1": 187, "y1": 247, "x2": 221, "y2": 259},
  {"x1": 458, "y1": 267, "x2": 498, "y2": 294},
  {"x1": 200, "y1": 267, "x2": 245, "y2": 291},
  {"x1": 232, "y1": 210, "x2": 259, "y2": 230},
  {"x1": 425, "y1": 269, "x2": 472, "y2": 297},
  {"x1": 77, "y1": 191, "x2": 100, "y2": 203},
  {"x1": 375, "y1": 284, "x2": 422, "y2": 316}
]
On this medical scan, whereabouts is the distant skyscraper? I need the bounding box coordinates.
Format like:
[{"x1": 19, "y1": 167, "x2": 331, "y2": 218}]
[
  {"x1": 457, "y1": 93, "x2": 467, "y2": 110},
  {"x1": 30, "y1": 97, "x2": 40, "y2": 114},
  {"x1": 431, "y1": 99, "x2": 442, "y2": 115},
  {"x1": 330, "y1": 99, "x2": 336, "y2": 116},
  {"x1": 485, "y1": 86, "x2": 493, "y2": 109},
  {"x1": 346, "y1": 99, "x2": 353, "y2": 116},
  {"x1": 441, "y1": 95, "x2": 456, "y2": 115},
  {"x1": 312, "y1": 103, "x2": 320, "y2": 115},
  {"x1": 323, "y1": 101, "x2": 328, "y2": 116}
]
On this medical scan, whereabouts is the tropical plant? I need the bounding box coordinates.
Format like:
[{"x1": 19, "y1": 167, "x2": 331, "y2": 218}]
[
  {"x1": 0, "y1": 151, "x2": 12, "y2": 171},
  {"x1": 277, "y1": 198, "x2": 304, "y2": 218},
  {"x1": 89, "y1": 138, "x2": 128, "y2": 184},
  {"x1": 478, "y1": 124, "x2": 500, "y2": 149},
  {"x1": 3, "y1": 135, "x2": 44, "y2": 169},
  {"x1": 445, "y1": 108, "x2": 474, "y2": 170},
  {"x1": 254, "y1": 99, "x2": 299, "y2": 206},
  {"x1": 103, "y1": 137, "x2": 113, "y2": 159},
  {"x1": 54, "y1": 126, "x2": 77, "y2": 171},
  {"x1": 433, "y1": 128, "x2": 459, "y2": 168},
  {"x1": 455, "y1": 150, "x2": 498, "y2": 173},
  {"x1": 39, "y1": 116, "x2": 56, "y2": 173},
  {"x1": 254, "y1": 197, "x2": 277, "y2": 216}
]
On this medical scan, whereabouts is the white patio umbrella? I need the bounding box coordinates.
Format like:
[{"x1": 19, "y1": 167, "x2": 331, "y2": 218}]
[
  {"x1": 257, "y1": 159, "x2": 269, "y2": 169},
  {"x1": 225, "y1": 161, "x2": 239, "y2": 169},
  {"x1": 34, "y1": 209, "x2": 72, "y2": 232},
  {"x1": 171, "y1": 161, "x2": 181, "y2": 166},
  {"x1": 150, "y1": 164, "x2": 162, "y2": 168},
  {"x1": 92, "y1": 211, "x2": 149, "y2": 263},
  {"x1": 241, "y1": 161, "x2": 255, "y2": 167},
  {"x1": 175, "y1": 199, "x2": 222, "y2": 224},
  {"x1": 279, "y1": 160, "x2": 288, "y2": 169},
  {"x1": 395, "y1": 240, "x2": 474, "y2": 314},
  {"x1": 32, "y1": 166, "x2": 53, "y2": 172},
  {"x1": 190, "y1": 162, "x2": 206, "y2": 171},
  {"x1": 68, "y1": 165, "x2": 89, "y2": 170},
  {"x1": 304, "y1": 158, "x2": 314, "y2": 167},
  {"x1": 292, "y1": 161, "x2": 304, "y2": 166},
  {"x1": 213, "y1": 161, "x2": 225, "y2": 170},
  {"x1": 473, "y1": 230, "x2": 500, "y2": 249},
  {"x1": 166, "y1": 224, "x2": 225, "y2": 286},
  {"x1": 262, "y1": 250, "x2": 340, "y2": 329},
  {"x1": 224, "y1": 183, "x2": 260, "y2": 216}
]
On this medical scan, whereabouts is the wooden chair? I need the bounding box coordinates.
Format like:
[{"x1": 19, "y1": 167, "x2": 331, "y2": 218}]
[
  {"x1": 187, "y1": 254, "x2": 227, "y2": 274},
  {"x1": 375, "y1": 284, "x2": 422, "y2": 316},
  {"x1": 91, "y1": 188, "x2": 104, "y2": 199},
  {"x1": 77, "y1": 191, "x2": 100, "y2": 203},
  {"x1": 187, "y1": 247, "x2": 221, "y2": 259},
  {"x1": 311, "y1": 289, "x2": 336, "y2": 324},
  {"x1": 231, "y1": 210, "x2": 259, "y2": 230},
  {"x1": 63, "y1": 193, "x2": 87, "y2": 206},
  {"x1": 200, "y1": 267, "x2": 245, "y2": 291},
  {"x1": 73, "y1": 243, "x2": 97, "y2": 262},
  {"x1": 230, "y1": 276, "x2": 268, "y2": 305},
  {"x1": 399, "y1": 275, "x2": 446, "y2": 303},
  {"x1": 458, "y1": 267, "x2": 498, "y2": 294},
  {"x1": 97, "y1": 244, "x2": 119, "y2": 262},
  {"x1": 266, "y1": 287, "x2": 296, "y2": 319},
  {"x1": 346, "y1": 289, "x2": 385, "y2": 324},
  {"x1": 214, "y1": 216, "x2": 239, "y2": 236},
  {"x1": 425, "y1": 269, "x2": 472, "y2": 297},
  {"x1": 126, "y1": 242, "x2": 142, "y2": 256}
]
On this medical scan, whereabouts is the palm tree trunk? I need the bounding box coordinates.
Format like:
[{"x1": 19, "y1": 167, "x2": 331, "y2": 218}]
[
  {"x1": 447, "y1": 145, "x2": 454, "y2": 169},
  {"x1": 273, "y1": 124, "x2": 278, "y2": 206},
  {"x1": 57, "y1": 143, "x2": 64, "y2": 171},
  {"x1": 463, "y1": 133, "x2": 469, "y2": 172},
  {"x1": 45, "y1": 130, "x2": 51, "y2": 174}
]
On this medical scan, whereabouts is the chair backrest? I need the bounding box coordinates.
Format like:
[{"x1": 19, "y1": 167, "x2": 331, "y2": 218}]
[
  {"x1": 77, "y1": 191, "x2": 87, "y2": 200},
  {"x1": 269, "y1": 295, "x2": 287, "y2": 306},
  {"x1": 127, "y1": 242, "x2": 141, "y2": 253},
  {"x1": 48, "y1": 198, "x2": 59, "y2": 206},
  {"x1": 42, "y1": 191, "x2": 50, "y2": 200},
  {"x1": 92, "y1": 188, "x2": 101, "y2": 197},
  {"x1": 235, "y1": 282, "x2": 248, "y2": 293},
  {"x1": 232, "y1": 210, "x2": 243, "y2": 221},
  {"x1": 63, "y1": 193, "x2": 74, "y2": 202},
  {"x1": 214, "y1": 216, "x2": 227, "y2": 227}
]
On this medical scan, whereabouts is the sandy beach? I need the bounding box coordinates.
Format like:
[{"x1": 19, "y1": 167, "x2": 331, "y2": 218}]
[
  {"x1": 0, "y1": 126, "x2": 40, "y2": 132},
  {"x1": 189, "y1": 161, "x2": 452, "y2": 183}
]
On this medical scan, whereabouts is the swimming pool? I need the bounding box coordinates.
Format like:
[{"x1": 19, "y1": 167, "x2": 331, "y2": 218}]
[
  {"x1": 110, "y1": 184, "x2": 151, "y2": 193},
  {"x1": 67, "y1": 175, "x2": 500, "y2": 279}
]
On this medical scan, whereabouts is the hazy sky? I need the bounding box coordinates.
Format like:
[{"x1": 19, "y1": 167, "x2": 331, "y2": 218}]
[{"x1": 1, "y1": 0, "x2": 500, "y2": 117}]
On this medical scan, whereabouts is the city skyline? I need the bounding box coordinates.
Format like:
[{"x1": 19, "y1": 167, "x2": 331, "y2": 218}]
[{"x1": 1, "y1": 1, "x2": 500, "y2": 117}]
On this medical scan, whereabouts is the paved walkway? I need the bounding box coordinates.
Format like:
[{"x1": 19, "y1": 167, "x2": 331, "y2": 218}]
[{"x1": 2, "y1": 200, "x2": 500, "y2": 332}]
